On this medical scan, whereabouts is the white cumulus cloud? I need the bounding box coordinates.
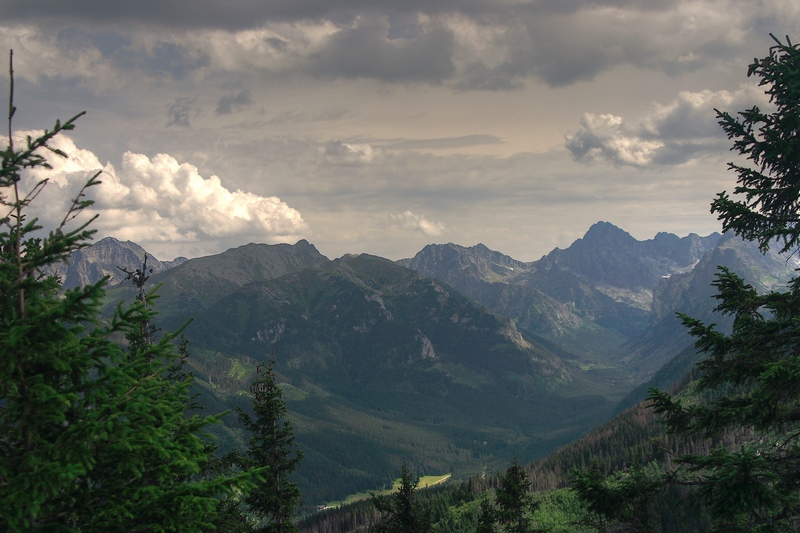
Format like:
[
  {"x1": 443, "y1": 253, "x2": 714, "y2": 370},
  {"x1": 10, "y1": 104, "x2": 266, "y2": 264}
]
[
  {"x1": 565, "y1": 113, "x2": 663, "y2": 168},
  {"x1": 15, "y1": 132, "x2": 307, "y2": 258}
]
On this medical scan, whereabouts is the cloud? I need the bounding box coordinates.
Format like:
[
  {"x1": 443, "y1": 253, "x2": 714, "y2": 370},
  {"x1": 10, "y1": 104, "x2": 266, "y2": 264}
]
[
  {"x1": 3, "y1": 0, "x2": 796, "y2": 266},
  {"x1": 390, "y1": 210, "x2": 446, "y2": 236},
  {"x1": 446, "y1": 1, "x2": 776, "y2": 89},
  {"x1": 565, "y1": 113, "x2": 663, "y2": 167},
  {"x1": 0, "y1": 0, "x2": 462, "y2": 31},
  {"x1": 564, "y1": 86, "x2": 769, "y2": 167},
  {"x1": 321, "y1": 140, "x2": 382, "y2": 164},
  {"x1": 383, "y1": 134, "x2": 503, "y2": 151},
  {"x1": 0, "y1": 24, "x2": 120, "y2": 89},
  {"x1": 18, "y1": 132, "x2": 307, "y2": 257},
  {"x1": 6, "y1": 2, "x2": 800, "y2": 91},
  {"x1": 216, "y1": 89, "x2": 254, "y2": 115},
  {"x1": 307, "y1": 16, "x2": 456, "y2": 83},
  {"x1": 166, "y1": 96, "x2": 197, "y2": 127},
  {"x1": 268, "y1": 108, "x2": 349, "y2": 125}
]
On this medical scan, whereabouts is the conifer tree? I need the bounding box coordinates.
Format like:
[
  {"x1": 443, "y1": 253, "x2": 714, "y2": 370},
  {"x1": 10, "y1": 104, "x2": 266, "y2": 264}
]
[
  {"x1": 237, "y1": 360, "x2": 303, "y2": 533},
  {"x1": 494, "y1": 457, "x2": 539, "y2": 533},
  {"x1": 571, "y1": 460, "x2": 661, "y2": 533},
  {"x1": 372, "y1": 460, "x2": 433, "y2": 533},
  {"x1": 476, "y1": 495, "x2": 499, "y2": 533},
  {"x1": 646, "y1": 35, "x2": 800, "y2": 532},
  {"x1": 708, "y1": 35, "x2": 800, "y2": 255},
  {"x1": 0, "y1": 51, "x2": 243, "y2": 531},
  {"x1": 476, "y1": 458, "x2": 541, "y2": 533}
]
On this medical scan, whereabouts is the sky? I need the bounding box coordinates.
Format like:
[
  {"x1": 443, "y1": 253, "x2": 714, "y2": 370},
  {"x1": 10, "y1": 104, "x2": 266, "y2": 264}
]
[{"x1": 2, "y1": 1, "x2": 798, "y2": 262}]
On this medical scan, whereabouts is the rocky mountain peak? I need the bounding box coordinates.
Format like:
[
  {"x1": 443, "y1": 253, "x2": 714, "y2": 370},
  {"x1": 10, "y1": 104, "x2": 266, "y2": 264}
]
[
  {"x1": 581, "y1": 221, "x2": 638, "y2": 246},
  {"x1": 56, "y1": 236, "x2": 186, "y2": 289},
  {"x1": 398, "y1": 242, "x2": 528, "y2": 288}
]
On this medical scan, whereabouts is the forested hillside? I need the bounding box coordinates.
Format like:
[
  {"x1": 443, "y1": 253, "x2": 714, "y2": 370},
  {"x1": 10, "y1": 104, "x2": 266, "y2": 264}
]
[
  {"x1": 297, "y1": 366, "x2": 719, "y2": 532},
  {"x1": 101, "y1": 245, "x2": 634, "y2": 508}
]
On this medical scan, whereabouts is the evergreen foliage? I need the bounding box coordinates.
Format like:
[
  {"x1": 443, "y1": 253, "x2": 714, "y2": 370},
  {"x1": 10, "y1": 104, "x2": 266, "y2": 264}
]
[
  {"x1": 492, "y1": 458, "x2": 541, "y2": 533},
  {"x1": 0, "y1": 51, "x2": 243, "y2": 531},
  {"x1": 710, "y1": 35, "x2": 800, "y2": 254},
  {"x1": 237, "y1": 359, "x2": 304, "y2": 532},
  {"x1": 571, "y1": 460, "x2": 662, "y2": 533},
  {"x1": 372, "y1": 461, "x2": 433, "y2": 533},
  {"x1": 647, "y1": 34, "x2": 800, "y2": 532},
  {"x1": 473, "y1": 458, "x2": 542, "y2": 533},
  {"x1": 476, "y1": 496, "x2": 499, "y2": 533}
]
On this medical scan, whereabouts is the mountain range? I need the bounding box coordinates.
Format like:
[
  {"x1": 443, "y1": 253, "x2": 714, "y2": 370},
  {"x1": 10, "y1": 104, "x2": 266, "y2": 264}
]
[
  {"x1": 399, "y1": 222, "x2": 722, "y2": 369},
  {"x1": 64, "y1": 221, "x2": 797, "y2": 509}
]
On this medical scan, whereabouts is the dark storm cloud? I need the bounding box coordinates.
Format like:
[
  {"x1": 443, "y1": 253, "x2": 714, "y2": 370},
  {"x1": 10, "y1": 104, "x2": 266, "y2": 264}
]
[
  {"x1": 469, "y1": 15, "x2": 736, "y2": 89},
  {"x1": 0, "y1": 0, "x2": 687, "y2": 30},
  {"x1": 0, "y1": 0, "x2": 311, "y2": 30},
  {"x1": 216, "y1": 90, "x2": 254, "y2": 115},
  {"x1": 137, "y1": 42, "x2": 210, "y2": 79},
  {"x1": 458, "y1": 41, "x2": 634, "y2": 90},
  {"x1": 307, "y1": 19, "x2": 456, "y2": 83},
  {"x1": 55, "y1": 28, "x2": 208, "y2": 79},
  {"x1": 529, "y1": 42, "x2": 615, "y2": 88}
]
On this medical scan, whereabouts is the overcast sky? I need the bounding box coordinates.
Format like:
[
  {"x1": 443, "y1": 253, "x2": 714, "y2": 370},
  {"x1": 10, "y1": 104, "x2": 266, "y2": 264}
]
[{"x1": 2, "y1": 1, "x2": 798, "y2": 261}]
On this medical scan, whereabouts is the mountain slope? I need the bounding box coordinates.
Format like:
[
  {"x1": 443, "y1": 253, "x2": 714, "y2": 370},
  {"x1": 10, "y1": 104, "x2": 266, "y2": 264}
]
[
  {"x1": 140, "y1": 239, "x2": 331, "y2": 314},
  {"x1": 99, "y1": 243, "x2": 633, "y2": 507}
]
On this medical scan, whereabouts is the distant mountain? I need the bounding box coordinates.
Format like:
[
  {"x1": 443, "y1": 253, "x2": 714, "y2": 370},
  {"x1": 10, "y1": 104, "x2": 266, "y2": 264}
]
[
  {"x1": 396, "y1": 243, "x2": 584, "y2": 339},
  {"x1": 621, "y1": 231, "x2": 799, "y2": 381},
  {"x1": 104, "y1": 240, "x2": 631, "y2": 508},
  {"x1": 539, "y1": 222, "x2": 718, "y2": 293},
  {"x1": 399, "y1": 222, "x2": 720, "y2": 359},
  {"x1": 55, "y1": 236, "x2": 187, "y2": 289},
  {"x1": 140, "y1": 239, "x2": 330, "y2": 314}
]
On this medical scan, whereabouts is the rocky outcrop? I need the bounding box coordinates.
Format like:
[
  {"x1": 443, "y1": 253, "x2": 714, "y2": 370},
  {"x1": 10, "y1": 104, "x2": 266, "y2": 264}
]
[{"x1": 55, "y1": 237, "x2": 186, "y2": 289}]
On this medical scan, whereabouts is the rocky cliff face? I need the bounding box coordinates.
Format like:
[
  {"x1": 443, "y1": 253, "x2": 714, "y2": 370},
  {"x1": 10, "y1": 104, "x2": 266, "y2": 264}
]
[
  {"x1": 397, "y1": 242, "x2": 530, "y2": 287},
  {"x1": 529, "y1": 222, "x2": 719, "y2": 303},
  {"x1": 55, "y1": 237, "x2": 187, "y2": 289}
]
